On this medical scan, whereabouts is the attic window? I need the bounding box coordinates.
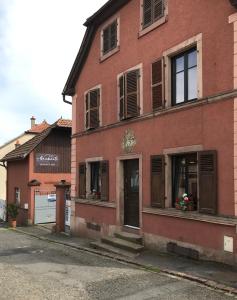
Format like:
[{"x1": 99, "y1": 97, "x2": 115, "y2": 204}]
[{"x1": 100, "y1": 18, "x2": 120, "y2": 61}]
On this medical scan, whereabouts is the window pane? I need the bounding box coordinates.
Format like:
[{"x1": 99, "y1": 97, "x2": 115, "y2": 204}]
[
  {"x1": 188, "y1": 67, "x2": 197, "y2": 100},
  {"x1": 176, "y1": 56, "x2": 184, "y2": 73},
  {"x1": 90, "y1": 162, "x2": 100, "y2": 193},
  {"x1": 176, "y1": 72, "x2": 185, "y2": 103},
  {"x1": 188, "y1": 50, "x2": 197, "y2": 68}
]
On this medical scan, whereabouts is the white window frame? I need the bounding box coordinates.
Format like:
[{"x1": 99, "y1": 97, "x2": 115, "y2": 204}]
[
  {"x1": 100, "y1": 16, "x2": 120, "y2": 62},
  {"x1": 117, "y1": 63, "x2": 143, "y2": 121},
  {"x1": 163, "y1": 33, "x2": 203, "y2": 108},
  {"x1": 84, "y1": 84, "x2": 102, "y2": 130},
  {"x1": 139, "y1": 0, "x2": 168, "y2": 38}
]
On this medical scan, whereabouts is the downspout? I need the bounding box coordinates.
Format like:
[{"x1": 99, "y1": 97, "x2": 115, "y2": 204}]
[
  {"x1": 63, "y1": 94, "x2": 72, "y2": 105},
  {"x1": 0, "y1": 162, "x2": 7, "y2": 169}
]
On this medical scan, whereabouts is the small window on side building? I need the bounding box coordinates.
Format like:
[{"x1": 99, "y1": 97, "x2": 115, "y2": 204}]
[{"x1": 15, "y1": 188, "x2": 20, "y2": 205}]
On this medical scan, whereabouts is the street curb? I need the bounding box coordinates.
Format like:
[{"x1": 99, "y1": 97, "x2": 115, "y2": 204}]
[{"x1": 12, "y1": 227, "x2": 237, "y2": 297}]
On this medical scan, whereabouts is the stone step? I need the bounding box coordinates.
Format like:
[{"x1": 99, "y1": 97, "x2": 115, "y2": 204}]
[
  {"x1": 114, "y1": 231, "x2": 143, "y2": 245},
  {"x1": 90, "y1": 241, "x2": 139, "y2": 258},
  {"x1": 101, "y1": 236, "x2": 144, "y2": 253}
]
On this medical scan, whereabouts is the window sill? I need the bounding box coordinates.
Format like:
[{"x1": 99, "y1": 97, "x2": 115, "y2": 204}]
[
  {"x1": 143, "y1": 207, "x2": 237, "y2": 227},
  {"x1": 138, "y1": 16, "x2": 167, "y2": 39},
  {"x1": 75, "y1": 198, "x2": 116, "y2": 208},
  {"x1": 100, "y1": 46, "x2": 120, "y2": 63}
]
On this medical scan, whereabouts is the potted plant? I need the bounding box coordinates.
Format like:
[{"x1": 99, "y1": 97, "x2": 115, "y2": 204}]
[
  {"x1": 7, "y1": 203, "x2": 19, "y2": 228},
  {"x1": 175, "y1": 193, "x2": 194, "y2": 211}
]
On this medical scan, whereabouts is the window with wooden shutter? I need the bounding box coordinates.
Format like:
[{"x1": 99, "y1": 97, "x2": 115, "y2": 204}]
[
  {"x1": 152, "y1": 58, "x2": 164, "y2": 110},
  {"x1": 102, "y1": 20, "x2": 118, "y2": 56},
  {"x1": 151, "y1": 155, "x2": 165, "y2": 208},
  {"x1": 143, "y1": 0, "x2": 165, "y2": 29},
  {"x1": 85, "y1": 88, "x2": 100, "y2": 130},
  {"x1": 79, "y1": 163, "x2": 86, "y2": 199},
  {"x1": 198, "y1": 151, "x2": 217, "y2": 215},
  {"x1": 100, "y1": 160, "x2": 109, "y2": 201},
  {"x1": 119, "y1": 69, "x2": 140, "y2": 120}
]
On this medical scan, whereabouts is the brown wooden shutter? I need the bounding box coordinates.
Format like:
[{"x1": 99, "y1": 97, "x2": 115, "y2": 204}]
[
  {"x1": 143, "y1": 0, "x2": 152, "y2": 28},
  {"x1": 86, "y1": 89, "x2": 100, "y2": 130},
  {"x1": 119, "y1": 75, "x2": 125, "y2": 120},
  {"x1": 100, "y1": 160, "x2": 109, "y2": 201},
  {"x1": 79, "y1": 163, "x2": 86, "y2": 199},
  {"x1": 151, "y1": 155, "x2": 165, "y2": 208},
  {"x1": 103, "y1": 27, "x2": 110, "y2": 55},
  {"x1": 85, "y1": 93, "x2": 89, "y2": 129},
  {"x1": 152, "y1": 58, "x2": 164, "y2": 111},
  {"x1": 125, "y1": 70, "x2": 140, "y2": 118},
  {"x1": 154, "y1": 0, "x2": 164, "y2": 21},
  {"x1": 89, "y1": 89, "x2": 100, "y2": 129},
  {"x1": 198, "y1": 151, "x2": 217, "y2": 215},
  {"x1": 110, "y1": 21, "x2": 117, "y2": 50}
]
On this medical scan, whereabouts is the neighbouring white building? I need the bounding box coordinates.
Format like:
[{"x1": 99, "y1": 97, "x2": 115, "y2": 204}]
[{"x1": 0, "y1": 117, "x2": 49, "y2": 220}]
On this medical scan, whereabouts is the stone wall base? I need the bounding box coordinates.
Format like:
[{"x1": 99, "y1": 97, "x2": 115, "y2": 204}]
[
  {"x1": 70, "y1": 216, "x2": 117, "y2": 240},
  {"x1": 144, "y1": 232, "x2": 237, "y2": 266}
]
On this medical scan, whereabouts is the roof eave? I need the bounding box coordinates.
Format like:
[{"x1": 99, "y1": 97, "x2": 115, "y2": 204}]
[{"x1": 62, "y1": 0, "x2": 131, "y2": 96}]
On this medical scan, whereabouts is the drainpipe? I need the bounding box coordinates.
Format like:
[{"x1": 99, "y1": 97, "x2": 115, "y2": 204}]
[
  {"x1": 63, "y1": 94, "x2": 72, "y2": 105},
  {"x1": 0, "y1": 162, "x2": 7, "y2": 169}
]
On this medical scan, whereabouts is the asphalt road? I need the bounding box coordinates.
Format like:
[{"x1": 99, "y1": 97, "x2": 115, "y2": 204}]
[{"x1": 0, "y1": 228, "x2": 235, "y2": 300}]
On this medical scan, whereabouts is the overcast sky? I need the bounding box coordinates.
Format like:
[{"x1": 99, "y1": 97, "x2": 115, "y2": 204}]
[{"x1": 0, "y1": 0, "x2": 107, "y2": 145}]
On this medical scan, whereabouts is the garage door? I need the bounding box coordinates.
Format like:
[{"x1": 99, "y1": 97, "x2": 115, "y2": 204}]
[{"x1": 34, "y1": 191, "x2": 56, "y2": 224}]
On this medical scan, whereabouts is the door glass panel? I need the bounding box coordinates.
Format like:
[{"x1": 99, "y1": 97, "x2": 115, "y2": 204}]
[{"x1": 130, "y1": 169, "x2": 139, "y2": 192}]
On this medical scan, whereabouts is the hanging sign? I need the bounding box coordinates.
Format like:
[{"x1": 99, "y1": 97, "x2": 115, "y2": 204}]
[{"x1": 36, "y1": 153, "x2": 59, "y2": 167}]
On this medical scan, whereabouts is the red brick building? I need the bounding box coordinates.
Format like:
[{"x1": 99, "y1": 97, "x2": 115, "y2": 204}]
[
  {"x1": 63, "y1": 0, "x2": 237, "y2": 264},
  {"x1": 2, "y1": 119, "x2": 71, "y2": 225}
]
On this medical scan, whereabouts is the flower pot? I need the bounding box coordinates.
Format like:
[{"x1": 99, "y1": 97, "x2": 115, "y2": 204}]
[
  {"x1": 175, "y1": 203, "x2": 181, "y2": 210},
  {"x1": 9, "y1": 219, "x2": 17, "y2": 228}
]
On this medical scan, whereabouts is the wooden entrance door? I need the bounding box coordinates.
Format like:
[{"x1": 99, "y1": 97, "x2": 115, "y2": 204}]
[{"x1": 124, "y1": 159, "x2": 139, "y2": 228}]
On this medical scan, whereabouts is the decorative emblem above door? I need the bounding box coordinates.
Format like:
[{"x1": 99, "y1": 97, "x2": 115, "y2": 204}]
[{"x1": 122, "y1": 129, "x2": 136, "y2": 153}]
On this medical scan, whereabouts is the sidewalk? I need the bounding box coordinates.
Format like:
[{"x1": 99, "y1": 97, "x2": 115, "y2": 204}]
[{"x1": 12, "y1": 224, "x2": 237, "y2": 296}]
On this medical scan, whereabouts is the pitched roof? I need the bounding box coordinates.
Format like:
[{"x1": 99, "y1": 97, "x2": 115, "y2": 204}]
[
  {"x1": 62, "y1": 0, "x2": 131, "y2": 96},
  {"x1": 25, "y1": 120, "x2": 50, "y2": 134},
  {"x1": 56, "y1": 119, "x2": 72, "y2": 127},
  {"x1": 1, "y1": 119, "x2": 72, "y2": 162}
]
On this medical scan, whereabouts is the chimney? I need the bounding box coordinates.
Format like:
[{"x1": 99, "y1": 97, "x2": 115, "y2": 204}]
[
  {"x1": 15, "y1": 140, "x2": 20, "y2": 149},
  {"x1": 30, "y1": 116, "x2": 36, "y2": 128}
]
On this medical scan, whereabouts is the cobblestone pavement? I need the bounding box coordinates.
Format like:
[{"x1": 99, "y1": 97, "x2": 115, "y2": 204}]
[{"x1": 0, "y1": 228, "x2": 235, "y2": 300}]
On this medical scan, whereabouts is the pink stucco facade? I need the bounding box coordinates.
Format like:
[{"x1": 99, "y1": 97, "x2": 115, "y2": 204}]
[{"x1": 70, "y1": 0, "x2": 237, "y2": 265}]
